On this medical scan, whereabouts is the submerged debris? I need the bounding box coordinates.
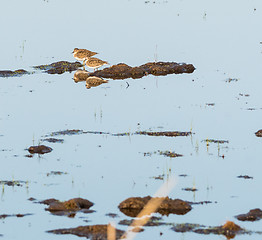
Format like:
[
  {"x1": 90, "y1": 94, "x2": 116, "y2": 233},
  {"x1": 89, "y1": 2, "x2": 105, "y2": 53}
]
[
  {"x1": 48, "y1": 129, "x2": 84, "y2": 136},
  {"x1": 119, "y1": 216, "x2": 170, "y2": 227},
  {"x1": 182, "y1": 187, "x2": 198, "y2": 192},
  {"x1": 28, "y1": 145, "x2": 52, "y2": 154},
  {"x1": 0, "y1": 69, "x2": 29, "y2": 78},
  {"x1": 90, "y1": 61, "x2": 195, "y2": 80},
  {"x1": 202, "y1": 139, "x2": 229, "y2": 144},
  {"x1": 118, "y1": 196, "x2": 192, "y2": 217},
  {"x1": 0, "y1": 180, "x2": 26, "y2": 187},
  {"x1": 0, "y1": 213, "x2": 32, "y2": 219},
  {"x1": 34, "y1": 61, "x2": 82, "y2": 74},
  {"x1": 137, "y1": 131, "x2": 192, "y2": 137},
  {"x1": 46, "y1": 171, "x2": 68, "y2": 176},
  {"x1": 42, "y1": 138, "x2": 64, "y2": 143},
  {"x1": 236, "y1": 208, "x2": 262, "y2": 221},
  {"x1": 172, "y1": 221, "x2": 250, "y2": 238},
  {"x1": 144, "y1": 150, "x2": 183, "y2": 158},
  {"x1": 48, "y1": 224, "x2": 125, "y2": 240},
  {"x1": 44, "y1": 198, "x2": 94, "y2": 216},
  {"x1": 255, "y1": 129, "x2": 262, "y2": 137}
]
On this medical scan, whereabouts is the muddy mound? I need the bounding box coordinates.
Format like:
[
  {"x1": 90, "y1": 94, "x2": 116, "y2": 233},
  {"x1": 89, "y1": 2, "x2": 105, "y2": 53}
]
[
  {"x1": 44, "y1": 198, "x2": 94, "y2": 216},
  {"x1": 90, "y1": 61, "x2": 195, "y2": 79},
  {"x1": 48, "y1": 224, "x2": 124, "y2": 240},
  {"x1": 236, "y1": 208, "x2": 262, "y2": 221},
  {"x1": 137, "y1": 131, "x2": 191, "y2": 137},
  {"x1": 28, "y1": 145, "x2": 52, "y2": 154},
  {"x1": 118, "y1": 196, "x2": 192, "y2": 217}
]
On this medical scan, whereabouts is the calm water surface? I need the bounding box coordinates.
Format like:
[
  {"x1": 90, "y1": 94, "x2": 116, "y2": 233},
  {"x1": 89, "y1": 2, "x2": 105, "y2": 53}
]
[{"x1": 1, "y1": 0, "x2": 262, "y2": 239}]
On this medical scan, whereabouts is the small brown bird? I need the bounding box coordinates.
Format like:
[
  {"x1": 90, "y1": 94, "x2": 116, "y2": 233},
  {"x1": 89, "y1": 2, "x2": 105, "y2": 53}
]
[
  {"x1": 72, "y1": 48, "x2": 98, "y2": 65},
  {"x1": 73, "y1": 69, "x2": 90, "y2": 83},
  {"x1": 85, "y1": 57, "x2": 108, "y2": 71},
  {"x1": 85, "y1": 76, "x2": 108, "y2": 89}
]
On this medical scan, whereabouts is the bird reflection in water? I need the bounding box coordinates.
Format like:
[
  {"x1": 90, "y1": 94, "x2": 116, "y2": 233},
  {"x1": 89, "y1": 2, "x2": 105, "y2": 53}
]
[
  {"x1": 85, "y1": 76, "x2": 108, "y2": 89},
  {"x1": 73, "y1": 69, "x2": 90, "y2": 83}
]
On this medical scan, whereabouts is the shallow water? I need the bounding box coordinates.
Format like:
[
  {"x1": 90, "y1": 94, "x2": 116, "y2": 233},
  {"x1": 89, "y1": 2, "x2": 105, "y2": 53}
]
[{"x1": 1, "y1": 0, "x2": 262, "y2": 239}]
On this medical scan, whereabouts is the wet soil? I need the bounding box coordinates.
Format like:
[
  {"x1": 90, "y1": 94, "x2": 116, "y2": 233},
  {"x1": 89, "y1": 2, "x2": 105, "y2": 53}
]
[
  {"x1": 34, "y1": 61, "x2": 82, "y2": 74},
  {"x1": 137, "y1": 131, "x2": 192, "y2": 137},
  {"x1": 118, "y1": 196, "x2": 192, "y2": 217},
  {"x1": 43, "y1": 198, "x2": 94, "y2": 216},
  {"x1": 28, "y1": 145, "x2": 52, "y2": 154},
  {"x1": 48, "y1": 224, "x2": 125, "y2": 240},
  {"x1": 0, "y1": 69, "x2": 29, "y2": 78},
  {"x1": 235, "y1": 208, "x2": 262, "y2": 221},
  {"x1": 172, "y1": 221, "x2": 251, "y2": 239},
  {"x1": 47, "y1": 129, "x2": 84, "y2": 136},
  {"x1": 202, "y1": 139, "x2": 229, "y2": 144},
  {"x1": 91, "y1": 62, "x2": 195, "y2": 79}
]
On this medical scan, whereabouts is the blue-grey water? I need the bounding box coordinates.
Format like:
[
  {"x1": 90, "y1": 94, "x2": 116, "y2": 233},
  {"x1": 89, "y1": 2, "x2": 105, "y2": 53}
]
[{"x1": 1, "y1": 0, "x2": 262, "y2": 239}]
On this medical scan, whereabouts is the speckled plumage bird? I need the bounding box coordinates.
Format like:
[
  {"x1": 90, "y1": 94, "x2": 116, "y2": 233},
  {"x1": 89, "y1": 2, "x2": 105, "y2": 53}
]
[
  {"x1": 85, "y1": 57, "x2": 108, "y2": 71},
  {"x1": 72, "y1": 48, "x2": 98, "y2": 64}
]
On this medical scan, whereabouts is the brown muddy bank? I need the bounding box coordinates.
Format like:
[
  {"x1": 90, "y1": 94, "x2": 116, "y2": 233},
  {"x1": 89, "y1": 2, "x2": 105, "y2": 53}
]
[
  {"x1": 48, "y1": 224, "x2": 124, "y2": 239},
  {"x1": 118, "y1": 196, "x2": 192, "y2": 217},
  {"x1": 34, "y1": 61, "x2": 82, "y2": 74},
  {"x1": 137, "y1": 131, "x2": 192, "y2": 137}
]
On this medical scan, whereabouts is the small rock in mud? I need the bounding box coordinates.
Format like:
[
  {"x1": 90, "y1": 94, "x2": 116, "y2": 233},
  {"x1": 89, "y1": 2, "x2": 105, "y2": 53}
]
[
  {"x1": 118, "y1": 196, "x2": 192, "y2": 217},
  {"x1": 172, "y1": 221, "x2": 249, "y2": 238},
  {"x1": 28, "y1": 145, "x2": 52, "y2": 154},
  {"x1": 137, "y1": 131, "x2": 192, "y2": 137},
  {"x1": 255, "y1": 129, "x2": 262, "y2": 137},
  {"x1": 48, "y1": 224, "x2": 125, "y2": 240},
  {"x1": 45, "y1": 198, "x2": 94, "y2": 216},
  {"x1": 90, "y1": 61, "x2": 195, "y2": 80},
  {"x1": 235, "y1": 208, "x2": 262, "y2": 221},
  {"x1": 34, "y1": 61, "x2": 82, "y2": 74},
  {"x1": 237, "y1": 175, "x2": 253, "y2": 179},
  {"x1": 42, "y1": 138, "x2": 64, "y2": 143},
  {"x1": 0, "y1": 69, "x2": 29, "y2": 78}
]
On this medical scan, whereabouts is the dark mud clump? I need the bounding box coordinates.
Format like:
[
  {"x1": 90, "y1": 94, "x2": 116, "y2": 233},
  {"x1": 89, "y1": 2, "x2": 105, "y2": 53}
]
[
  {"x1": 44, "y1": 198, "x2": 94, "y2": 216},
  {"x1": 28, "y1": 145, "x2": 52, "y2": 154},
  {"x1": 255, "y1": 129, "x2": 262, "y2": 137},
  {"x1": 118, "y1": 196, "x2": 192, "y2": 217},
  {"x1": 0, "y1": 69, "x2": 29, "y2": 78},
  {"x1": 34, "y1": 61, "x2": 82, "y2": 74},
  {"x1": 90, "y1": 62, "x2": 195, "y2": 80},
  {"x1": 182, "y1": 187, "x2": 198, "y2": 192},
  {"x1": 119, "y1": 216, "x2": 170, "y2": 227},
  {"x1": 42, "y1": 138, "x2": 64, "y2": 143},
  {"x1": 236, "y1": 208, "x2": 262, "y2": 221},
  {"x1": 48, "y1": 224, "x2": 125, "y2": 240},
  {"x1": 172, "y1": 221, "x2": 248, "y2": 238},
  {"x1": 46, "y1": 171, "x2": 68, "y2": 176},
  {"x1": 137, "y1": 131, "x2": 192, "y2": 137},
  {"x1": 237, "y1": 175, "x2": 253, "y2": 179}
]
